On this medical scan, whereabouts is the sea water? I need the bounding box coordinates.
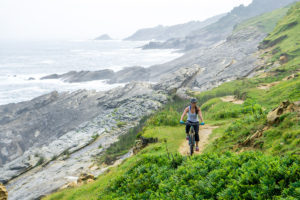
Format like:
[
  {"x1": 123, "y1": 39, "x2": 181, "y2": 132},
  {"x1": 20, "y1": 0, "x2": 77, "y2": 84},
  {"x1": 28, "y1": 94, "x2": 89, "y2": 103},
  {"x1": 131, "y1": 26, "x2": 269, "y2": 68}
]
[{"x1": 0, "y1": 39, "x2": 181, "y2": 105}]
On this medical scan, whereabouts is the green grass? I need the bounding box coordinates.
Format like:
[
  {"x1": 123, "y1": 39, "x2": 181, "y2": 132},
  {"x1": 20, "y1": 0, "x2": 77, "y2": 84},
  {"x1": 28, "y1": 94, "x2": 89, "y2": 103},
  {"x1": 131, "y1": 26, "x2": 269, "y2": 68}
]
[
  {"x1": 234, "y1": 6, "x2": 290, "y2": 33},
  {"x1": 104, "y1": 152, "x2": 300, "y2": 200},
  {"x1": 260, "y1": 2, "x2": 300, "y2": 69},
  {"x1": 44, "y1": 125, "x2": 186, "y2": 200},
  {"x1": 192, "y1": 1, "x2": 300, "y2": 155},
  {"x1": 96, "y1": 115, "x2": 149, "y2": 165},
  {"x1": 197, "y1": 76, "x2": 300, "y2": 155},
  {"x1": 44, "y1": 97, "x2": 188, "y2": 200},
  {"x1": 44, "y1": 3, "x2": 300, "y2": 200}
]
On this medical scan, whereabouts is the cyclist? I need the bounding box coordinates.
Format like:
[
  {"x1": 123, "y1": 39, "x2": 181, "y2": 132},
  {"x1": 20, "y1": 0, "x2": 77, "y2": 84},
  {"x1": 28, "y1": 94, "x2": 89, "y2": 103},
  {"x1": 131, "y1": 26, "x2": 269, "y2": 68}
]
[{"x1": 180, "y1": 98, "x2": 205, "y2": 151}]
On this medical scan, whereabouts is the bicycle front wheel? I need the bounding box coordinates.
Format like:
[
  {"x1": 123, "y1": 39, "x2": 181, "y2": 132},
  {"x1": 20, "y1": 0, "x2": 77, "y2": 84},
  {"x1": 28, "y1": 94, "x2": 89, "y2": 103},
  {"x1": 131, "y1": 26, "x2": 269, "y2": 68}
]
[{"x1": 190, "y1": 135, "x2": 194, "y2": 155}]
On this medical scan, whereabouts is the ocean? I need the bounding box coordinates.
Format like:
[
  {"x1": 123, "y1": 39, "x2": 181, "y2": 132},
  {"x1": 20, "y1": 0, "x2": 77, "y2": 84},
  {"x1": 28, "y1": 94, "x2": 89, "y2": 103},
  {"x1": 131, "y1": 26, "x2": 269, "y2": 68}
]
[{"x1": 0, "y1": 39, "x2": 181, "y2": 105}]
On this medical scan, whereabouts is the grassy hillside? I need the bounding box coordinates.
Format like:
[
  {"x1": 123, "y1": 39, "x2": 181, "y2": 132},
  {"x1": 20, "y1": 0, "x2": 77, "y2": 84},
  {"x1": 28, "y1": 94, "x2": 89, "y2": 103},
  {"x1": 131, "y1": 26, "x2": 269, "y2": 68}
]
[
  {"x1": 234, "y1": 5, "x2": 291, "y2": 33},
  {"x1": 44, "y1": 3, "x2": 300, "y2": 200}
]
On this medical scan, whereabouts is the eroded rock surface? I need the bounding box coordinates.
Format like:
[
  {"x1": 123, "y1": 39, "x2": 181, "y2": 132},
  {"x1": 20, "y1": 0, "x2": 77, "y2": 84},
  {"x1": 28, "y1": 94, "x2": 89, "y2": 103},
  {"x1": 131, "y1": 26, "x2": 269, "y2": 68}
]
[
  {"x1": 149, "y1": 27, "x2": 267, "y2": 91},
  {"x1": 1, "y1": 66, "x2": 199, "y2": 200},
  {"x1": 267, "y1": 100, "x2": 300, "y2": 125}
]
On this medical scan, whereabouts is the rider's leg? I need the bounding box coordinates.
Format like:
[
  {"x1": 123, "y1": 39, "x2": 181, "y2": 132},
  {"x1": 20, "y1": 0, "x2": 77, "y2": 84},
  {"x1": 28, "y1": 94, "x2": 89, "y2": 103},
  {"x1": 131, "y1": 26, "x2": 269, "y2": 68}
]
[{"x1": 185, "y1": 123, "x2": 191, "y2": 139}]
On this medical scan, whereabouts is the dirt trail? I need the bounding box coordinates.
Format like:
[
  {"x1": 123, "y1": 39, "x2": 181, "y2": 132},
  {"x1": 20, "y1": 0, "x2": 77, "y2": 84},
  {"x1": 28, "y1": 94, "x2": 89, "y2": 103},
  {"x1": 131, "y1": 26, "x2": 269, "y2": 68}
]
[
  {"x1": 179, "y1": 125, "x2": 218, "y2": 156},
  {"x1": 257, "y1": 81, "x2": 280, "y2": 90},
  {"x1": 220, "y1": 96, "x2": 244, "y2": 104}
]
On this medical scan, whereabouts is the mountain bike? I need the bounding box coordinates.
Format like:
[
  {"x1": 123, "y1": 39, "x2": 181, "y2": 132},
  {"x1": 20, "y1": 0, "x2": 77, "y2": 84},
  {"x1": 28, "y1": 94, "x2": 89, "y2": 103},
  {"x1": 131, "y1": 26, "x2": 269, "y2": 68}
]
[{"x1": 181, "y1": 121, "x2": 204, "y2": 156}]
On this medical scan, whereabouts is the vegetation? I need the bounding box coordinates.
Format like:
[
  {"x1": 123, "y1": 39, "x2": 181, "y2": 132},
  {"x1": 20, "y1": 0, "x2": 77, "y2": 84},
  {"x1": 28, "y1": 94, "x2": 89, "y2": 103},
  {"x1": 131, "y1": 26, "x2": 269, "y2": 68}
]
[
  {"x1": 35, "y1": 156, "x2": 45, "y2": 167},
  {"x1": 44, "y1": 115, "x2": 186, "y2": 200},
  {"x1": 91, "y1": 133, "x2": 99, "y2": 141},
  {"x1": 44, "y1": 3, "x2": 300, "y2": 200},
  {"x1": 234, "y1": 6, "x2": 290, "y2": 33},
  {"x1": 116, "y1": 121, "x2": 126, "y2": 128},
  {"x1": 96, "y1": 115, "x2": 150, "y2": 165},
  {"x1": 105, "y1": 152, "x2": 299, "y2": 200},
  {"x1": 260, "y1": 1, "x2": 300, "y2": 68},
  {"x1": 145, "y1": 96, "x2": 187, "y2": 127},
  {"x1": 199, "y1": 1, "x2": 300, "y2": 156}
]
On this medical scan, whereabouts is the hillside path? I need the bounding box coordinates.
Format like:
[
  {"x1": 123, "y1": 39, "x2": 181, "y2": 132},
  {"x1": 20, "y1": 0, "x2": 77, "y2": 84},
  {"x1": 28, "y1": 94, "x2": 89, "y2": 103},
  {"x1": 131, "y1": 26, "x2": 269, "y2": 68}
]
[
  {"x1": 179, "y1": 125, "x2": 218, "y2": 156},
  {"x1": 220, "y1": 96, "x2": 244, "y2": 104}
]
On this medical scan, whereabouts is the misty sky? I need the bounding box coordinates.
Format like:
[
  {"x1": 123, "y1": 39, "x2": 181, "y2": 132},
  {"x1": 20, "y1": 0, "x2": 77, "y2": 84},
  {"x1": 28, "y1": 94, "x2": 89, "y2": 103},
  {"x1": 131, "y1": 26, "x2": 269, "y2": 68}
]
[{"x1": 0, "y1": 0, "x2": 252, "y2": 40}]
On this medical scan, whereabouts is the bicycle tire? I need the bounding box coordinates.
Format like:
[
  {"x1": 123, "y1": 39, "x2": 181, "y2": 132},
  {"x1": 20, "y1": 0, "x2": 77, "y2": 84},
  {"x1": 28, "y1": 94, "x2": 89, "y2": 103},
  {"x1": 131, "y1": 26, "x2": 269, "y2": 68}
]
[
  {"x1": 190, "y1": 127, "x2": 195, "y2": 156},
  {"x1": 190, "y1": 135, "x2": 194, "y2": 155}
]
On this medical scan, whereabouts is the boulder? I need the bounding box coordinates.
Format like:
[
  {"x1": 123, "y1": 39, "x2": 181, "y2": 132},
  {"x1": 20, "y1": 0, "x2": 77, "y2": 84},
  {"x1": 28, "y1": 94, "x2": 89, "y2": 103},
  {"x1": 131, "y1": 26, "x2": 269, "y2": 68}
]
[
  {"x1": 61, "y1": 181, "x2": 78, "y2": 189},
  {"x1": 0, "y1": 183, "x2": 8, "y2": 200},
  {"x1": 133, "y1": 137, "x2": 158, "y2": 154},
  {"x1": 279, "y1": 55, "x2": 288, "y2": 64},
  {"x1": 267, "y1": 100, "x2": 298, "y2": 125},
  {"x1": 77, "y1": 173, "x2": 95, "y2": 184}
]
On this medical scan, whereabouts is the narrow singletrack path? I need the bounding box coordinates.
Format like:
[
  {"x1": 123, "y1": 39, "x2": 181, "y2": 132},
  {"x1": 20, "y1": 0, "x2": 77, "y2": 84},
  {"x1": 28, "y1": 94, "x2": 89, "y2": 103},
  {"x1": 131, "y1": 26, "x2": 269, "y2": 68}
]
[
  {"x1": 220, "y1": 96, "x2": 244, "y2": 104},
  {"x1": 179, "y1": 125, "x2": 218, "y2": 156}
]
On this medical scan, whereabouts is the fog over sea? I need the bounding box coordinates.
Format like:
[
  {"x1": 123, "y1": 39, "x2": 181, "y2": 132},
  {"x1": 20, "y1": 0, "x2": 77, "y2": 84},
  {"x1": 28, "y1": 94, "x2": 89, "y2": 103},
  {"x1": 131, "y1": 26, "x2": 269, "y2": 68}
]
[{"x1": 0, "y1": 39, "x2": 182, "y2": 105}]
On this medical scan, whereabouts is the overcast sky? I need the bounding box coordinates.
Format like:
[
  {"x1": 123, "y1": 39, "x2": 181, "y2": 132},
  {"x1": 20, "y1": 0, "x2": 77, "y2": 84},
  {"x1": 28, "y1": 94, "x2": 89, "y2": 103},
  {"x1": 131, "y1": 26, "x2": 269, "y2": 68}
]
[{"x1": 0, "y1": 0, "x2": 252, "y2": 40}]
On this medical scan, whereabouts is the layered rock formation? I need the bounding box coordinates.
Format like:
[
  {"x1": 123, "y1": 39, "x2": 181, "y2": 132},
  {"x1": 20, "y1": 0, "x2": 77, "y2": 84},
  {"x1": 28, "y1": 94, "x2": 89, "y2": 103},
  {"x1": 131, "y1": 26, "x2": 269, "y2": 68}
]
[
  {"x1": 40, "y1": 25, "x2": 267, "y2": 90},
  {"x1": 124, "y1": 14, "x2": 225, "y2": 41},
  {"x1": 1, "y1": 1, "x2": 297, "y2": 199},
  {"x1": 148, "y1": 26, "x2": 267, "y2": 90},
  {"x1": 1, "y1": 67, "x2": 202, "y2": 200},
  {"x1": 40, "y1": 66, "x2": 149, "y2": 84},
  {"x1": 141, "y1": 0, "x2": 297, "y2": 51}
]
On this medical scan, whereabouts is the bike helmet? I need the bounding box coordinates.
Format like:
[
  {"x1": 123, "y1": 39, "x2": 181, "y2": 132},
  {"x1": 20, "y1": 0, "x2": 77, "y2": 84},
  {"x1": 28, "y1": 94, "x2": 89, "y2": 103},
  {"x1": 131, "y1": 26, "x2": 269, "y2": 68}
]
[{"x1": 190, "y1": 98, "x2": 197, "y2": 103}]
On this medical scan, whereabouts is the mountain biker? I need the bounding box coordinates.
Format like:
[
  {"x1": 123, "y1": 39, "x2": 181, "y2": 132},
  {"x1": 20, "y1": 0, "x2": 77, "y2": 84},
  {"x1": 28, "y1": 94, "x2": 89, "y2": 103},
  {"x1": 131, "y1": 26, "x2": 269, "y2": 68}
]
[{"x1": 180, "y1": 98, "x2": 205, "y2": 151}]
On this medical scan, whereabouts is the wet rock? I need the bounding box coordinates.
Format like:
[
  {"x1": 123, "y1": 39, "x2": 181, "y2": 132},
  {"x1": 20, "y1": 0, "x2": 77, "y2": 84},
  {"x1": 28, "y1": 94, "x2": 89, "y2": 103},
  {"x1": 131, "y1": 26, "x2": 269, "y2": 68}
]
[
  {"x1": 107, "y1": 66, "x2": 150, "y2": 84},
  {"x1": 40, "y1": 66, "x2": 150, "y2": 84},
  {"x1": 1, "y1": 65, "x2": 201, "y2": 200},
  {"x1": 41, "y1": 69, "x2": 115, "y2": 82}
]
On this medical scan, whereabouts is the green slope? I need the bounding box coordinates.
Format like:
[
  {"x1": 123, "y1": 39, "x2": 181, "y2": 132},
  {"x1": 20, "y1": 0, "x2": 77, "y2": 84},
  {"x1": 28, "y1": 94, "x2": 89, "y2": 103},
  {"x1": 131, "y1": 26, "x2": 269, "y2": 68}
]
[
  {"x1": 234, "y1": 5, "x2": 291, "y2": 33},
  {"x1": 44, "y1": 3, "x2": 300, "y2": 200}
]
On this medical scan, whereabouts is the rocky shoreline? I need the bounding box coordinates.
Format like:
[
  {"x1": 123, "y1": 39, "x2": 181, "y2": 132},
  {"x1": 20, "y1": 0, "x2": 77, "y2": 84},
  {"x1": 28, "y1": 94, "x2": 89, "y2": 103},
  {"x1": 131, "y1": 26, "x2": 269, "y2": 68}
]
[
  {"x1": 40, "y1": 66, "x2": 150, "y2": 84},
  {"x1": 2, "y1": 25, "x2": 267, "y2": 199},
  {"x1": 0, "y1": 1, "x2": 291, "y2": 198},
  {"x1": 1, "y1": 66, "x2": 202, "y2": 200}
]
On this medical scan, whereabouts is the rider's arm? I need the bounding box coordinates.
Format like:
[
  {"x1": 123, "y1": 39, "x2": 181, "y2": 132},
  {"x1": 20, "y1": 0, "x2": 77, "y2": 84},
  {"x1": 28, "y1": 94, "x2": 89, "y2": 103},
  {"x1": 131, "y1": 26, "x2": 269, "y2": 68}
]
[
  {"x1": 198, "y1": 107, "x2": 204, "y2": 122},
  {"x1": 180, "y1": 107, "x2": 189, "y2": 121}
]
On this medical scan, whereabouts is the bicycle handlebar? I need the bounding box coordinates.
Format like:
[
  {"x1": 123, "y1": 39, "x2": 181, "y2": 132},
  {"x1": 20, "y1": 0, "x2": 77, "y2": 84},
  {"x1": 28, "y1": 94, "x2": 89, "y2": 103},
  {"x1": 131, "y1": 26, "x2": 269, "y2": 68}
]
[{"x1": 180, "y1": 121, "x2": 204, "y2": 125}]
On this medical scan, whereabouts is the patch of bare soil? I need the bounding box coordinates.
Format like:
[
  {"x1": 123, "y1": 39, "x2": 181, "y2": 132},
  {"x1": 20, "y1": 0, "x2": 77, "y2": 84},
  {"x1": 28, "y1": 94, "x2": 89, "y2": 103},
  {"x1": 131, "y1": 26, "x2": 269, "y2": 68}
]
[
  {"x1": 220, "y1": 96, "x2": 244, "y2": 104},
  {"x1": 257, "y1": 81, "x2": 280, "y2": 90}
]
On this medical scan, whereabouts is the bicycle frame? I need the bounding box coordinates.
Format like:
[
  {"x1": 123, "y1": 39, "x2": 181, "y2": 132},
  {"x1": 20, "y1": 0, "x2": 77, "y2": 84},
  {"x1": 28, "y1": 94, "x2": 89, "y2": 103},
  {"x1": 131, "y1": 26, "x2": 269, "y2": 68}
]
[
  {"x1": 188, "y1": 126, "x2": 195, "y2": 155},
  {"x1": 184, "y1": 121, "x2": 199, "y2": 156}
]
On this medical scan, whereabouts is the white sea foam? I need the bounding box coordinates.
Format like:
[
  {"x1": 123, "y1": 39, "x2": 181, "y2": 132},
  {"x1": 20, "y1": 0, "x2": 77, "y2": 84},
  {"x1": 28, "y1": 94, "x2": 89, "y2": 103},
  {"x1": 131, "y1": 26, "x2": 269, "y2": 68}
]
[{"x1": 0, "y1": 40, "x2": 182, "y2": 105}]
